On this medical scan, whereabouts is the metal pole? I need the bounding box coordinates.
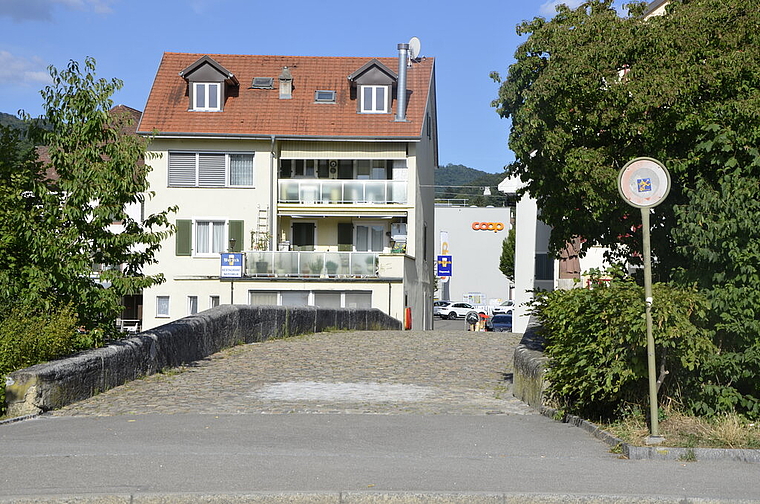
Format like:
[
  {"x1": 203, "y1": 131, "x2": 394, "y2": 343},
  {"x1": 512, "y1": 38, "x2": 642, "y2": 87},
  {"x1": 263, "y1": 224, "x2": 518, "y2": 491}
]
[{"x1": 641, "y1": 207, "x2": 661, "y2": 440}]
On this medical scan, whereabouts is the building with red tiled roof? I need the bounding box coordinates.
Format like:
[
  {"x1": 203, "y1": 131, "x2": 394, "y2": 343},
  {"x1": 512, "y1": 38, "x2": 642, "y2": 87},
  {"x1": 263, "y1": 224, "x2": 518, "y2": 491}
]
[{"x1": 138, "y1": 43, "x2": 438, "y2": 330}]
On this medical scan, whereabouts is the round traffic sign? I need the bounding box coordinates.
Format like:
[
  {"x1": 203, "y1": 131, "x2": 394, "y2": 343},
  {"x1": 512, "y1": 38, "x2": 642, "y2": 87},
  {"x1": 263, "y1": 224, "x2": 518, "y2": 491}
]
[{"x1": 618, "y1": 157, "x2": 671, "y2": 208}]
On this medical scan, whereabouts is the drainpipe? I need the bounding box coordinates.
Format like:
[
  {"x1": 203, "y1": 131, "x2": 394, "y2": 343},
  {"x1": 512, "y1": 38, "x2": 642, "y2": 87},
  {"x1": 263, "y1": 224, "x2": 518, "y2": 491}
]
[
  {"x1": 270, "y1": 135, "x2": 276, "y2": 250},
  {"x1": 395, "y1": 43, "x2": 409, "y2": 122}
]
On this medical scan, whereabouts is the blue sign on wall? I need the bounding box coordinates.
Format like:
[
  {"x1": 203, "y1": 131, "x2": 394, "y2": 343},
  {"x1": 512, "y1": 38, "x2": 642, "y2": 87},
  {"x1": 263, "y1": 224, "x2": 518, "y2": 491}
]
[
  {"x1": 220, "y1": 253, "x2": 243, "y2": 278},
  {"x1": 437, "y1": 255, "x2": 452, "y2": 277}
]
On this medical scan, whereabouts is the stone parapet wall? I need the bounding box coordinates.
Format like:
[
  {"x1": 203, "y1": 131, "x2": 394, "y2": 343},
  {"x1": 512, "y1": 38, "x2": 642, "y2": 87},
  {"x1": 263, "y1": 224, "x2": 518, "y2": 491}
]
[
  {"x1": 4, "y1": 306, "x2": 401, "y2": 417},
  {"x1": 512, "y1": 318, "x2": 549, "y2": 409}
]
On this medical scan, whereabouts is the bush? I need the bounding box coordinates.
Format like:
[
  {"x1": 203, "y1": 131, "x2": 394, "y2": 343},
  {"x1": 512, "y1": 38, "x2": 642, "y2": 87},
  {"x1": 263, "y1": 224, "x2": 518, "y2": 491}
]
[
  {"x1": 533, "y1": 279, "x2": 714, "y2": 420},
  {"x1": 0, "y1": 303, "x2": 80, "y2": 416}
]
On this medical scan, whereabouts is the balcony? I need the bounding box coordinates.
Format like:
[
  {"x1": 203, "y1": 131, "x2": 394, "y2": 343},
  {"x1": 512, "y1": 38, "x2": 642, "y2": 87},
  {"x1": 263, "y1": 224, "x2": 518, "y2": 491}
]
[
  {"x1": 244, "y1": 251, "x2": 404, "y2": 279},
  {"x1": 279, "y1": 179, "x2": 407, "y2": 205}
]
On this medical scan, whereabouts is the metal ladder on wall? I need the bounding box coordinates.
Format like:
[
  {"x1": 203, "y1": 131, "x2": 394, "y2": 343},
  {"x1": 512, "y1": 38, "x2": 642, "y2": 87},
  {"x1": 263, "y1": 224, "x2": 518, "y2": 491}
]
[{"x1": 254, "y1": 206, "x2": 270, "y2": 250}]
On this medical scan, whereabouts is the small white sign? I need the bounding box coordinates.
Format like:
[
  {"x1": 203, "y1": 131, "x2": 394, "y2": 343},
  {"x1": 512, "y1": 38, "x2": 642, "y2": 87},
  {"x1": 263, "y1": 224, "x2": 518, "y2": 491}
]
[{"x1": 618, "y1": 157, "x2": 671, "y2": 208}]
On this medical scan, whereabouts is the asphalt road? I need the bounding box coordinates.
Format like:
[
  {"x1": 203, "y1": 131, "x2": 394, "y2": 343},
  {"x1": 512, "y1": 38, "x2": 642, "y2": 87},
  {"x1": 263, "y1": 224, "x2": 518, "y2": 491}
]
[{"x1": 2, "y1": 325, "x2": 759, "y2": 503}]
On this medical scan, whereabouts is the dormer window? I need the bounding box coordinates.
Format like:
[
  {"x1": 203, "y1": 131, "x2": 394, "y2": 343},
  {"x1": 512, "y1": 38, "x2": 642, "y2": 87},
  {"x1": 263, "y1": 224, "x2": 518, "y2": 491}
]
[
  {"x1": 347, "y1": 58, "x2": 397, "y2": 115},
  {"x1": 193, "y1": 82, "x2": 221, "y2": 111},
  {"x1": 360, "y1": 85, "x2": 388, "y2": 113},
  {"x1": 179, "y1": 55, "x2": 238, "y2": 113}
]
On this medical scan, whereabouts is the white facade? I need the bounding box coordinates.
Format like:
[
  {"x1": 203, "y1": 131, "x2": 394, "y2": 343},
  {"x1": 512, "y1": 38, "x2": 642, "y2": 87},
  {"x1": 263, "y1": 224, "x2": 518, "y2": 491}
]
[
  {"x1": 137, "y1": 51, "x2": 438, "y2": 331},
  {"x1": 433, "y1": 206, "x2": 512, "y2": 306}
]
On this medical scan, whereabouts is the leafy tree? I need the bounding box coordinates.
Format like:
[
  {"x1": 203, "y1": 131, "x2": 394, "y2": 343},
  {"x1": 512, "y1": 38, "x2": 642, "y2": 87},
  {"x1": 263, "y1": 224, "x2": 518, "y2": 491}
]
[
  {"x1": 1, "y1": 58, "x2": 175, "y2": 331},
  {"x1": 493, "y1": 0, "x2": 760, "y2": 418},
  {"x1": 499, "y1": 227, "x2": 516, "y2": 282}
]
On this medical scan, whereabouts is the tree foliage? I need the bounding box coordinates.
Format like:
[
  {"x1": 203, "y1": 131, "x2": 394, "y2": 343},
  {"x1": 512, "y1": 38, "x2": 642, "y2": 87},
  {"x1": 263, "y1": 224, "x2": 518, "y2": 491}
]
[
  {"x1": 499, "y1": 227, "x2": 516, "y2": 282},
  {"x1": 0, "y1": 58, "x2": 175, "y2": 331},
  {"x1": 494, "y1": 0, "x2": 760, "y2": 418},
  {"x1": 492, "y1": 0, "x2": 760, "y2": 273}
]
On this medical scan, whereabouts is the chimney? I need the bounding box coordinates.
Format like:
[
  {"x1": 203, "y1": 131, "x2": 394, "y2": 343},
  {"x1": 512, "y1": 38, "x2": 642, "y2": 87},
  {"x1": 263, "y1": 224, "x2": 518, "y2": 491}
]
[
  {"x1": 279, "y1": 66, "x2": 293, "y2": 99},
  {"x1": 395, "y1": 43, "x2": 408, "y2": 122}
]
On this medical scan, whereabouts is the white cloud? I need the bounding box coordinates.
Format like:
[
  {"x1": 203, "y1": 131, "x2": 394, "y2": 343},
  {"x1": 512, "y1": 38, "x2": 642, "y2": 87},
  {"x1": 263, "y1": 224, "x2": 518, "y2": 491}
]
[
  {"x1": 0, "y1": 0, "x2": 114, "y2": 22},
  {"x1": 539, "y1": 0, "x2": 585, "y2": 16},
  {"x1": 0, "y1": 51, "x2": 51, "y2": 86}
]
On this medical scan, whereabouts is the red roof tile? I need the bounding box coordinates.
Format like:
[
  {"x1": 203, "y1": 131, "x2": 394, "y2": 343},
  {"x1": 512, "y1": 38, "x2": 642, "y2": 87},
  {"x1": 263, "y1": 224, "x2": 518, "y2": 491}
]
[{"x1": 137, "y1": 52, "x2": 435, "y2": 139}]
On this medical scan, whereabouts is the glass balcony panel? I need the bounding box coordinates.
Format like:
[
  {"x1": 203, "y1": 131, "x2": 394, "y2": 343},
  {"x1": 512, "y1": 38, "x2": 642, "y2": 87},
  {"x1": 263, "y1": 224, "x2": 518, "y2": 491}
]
[
  {"x1": 278, "y1": 179, "x2": 406, "y2": 204},
  {"x1": 244, "y1": 250, "x2": 379, "y2": 278}
]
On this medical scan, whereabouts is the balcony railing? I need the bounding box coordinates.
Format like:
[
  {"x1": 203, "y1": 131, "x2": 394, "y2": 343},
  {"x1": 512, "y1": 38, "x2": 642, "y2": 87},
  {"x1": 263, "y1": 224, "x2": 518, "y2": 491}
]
[
  {"x1": 245, "y1": 251, "x2": 379, "y2": 278},
  {"x1": 279, "y1": 179, "x2": 407, "y2": 205}
]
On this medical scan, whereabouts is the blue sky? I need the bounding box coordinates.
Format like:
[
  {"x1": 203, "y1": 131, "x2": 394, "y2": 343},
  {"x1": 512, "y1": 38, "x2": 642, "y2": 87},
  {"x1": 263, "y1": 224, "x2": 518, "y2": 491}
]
[{"x1": 0, "y1": 0, "x2": 623, "y2": 174}]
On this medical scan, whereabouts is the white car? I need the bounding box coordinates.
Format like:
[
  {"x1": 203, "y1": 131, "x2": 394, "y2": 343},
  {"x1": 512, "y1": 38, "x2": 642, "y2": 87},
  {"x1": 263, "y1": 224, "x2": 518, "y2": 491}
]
[
  {"x1": 433, "y1": 300, "x2": 452, "y2": 317},
  {"x1": 439, "y1": 302, "x2": 477, "y2": 320},
  {"x1": 492, "y1": 300, "x2": 514, "y2": 315}
]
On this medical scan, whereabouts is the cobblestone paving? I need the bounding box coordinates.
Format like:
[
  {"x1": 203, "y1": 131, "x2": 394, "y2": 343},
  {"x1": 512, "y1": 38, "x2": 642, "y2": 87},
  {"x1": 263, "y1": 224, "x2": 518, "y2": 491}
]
[{"x1": 51, "y1": 329, "x2": 536, "y2": 417}]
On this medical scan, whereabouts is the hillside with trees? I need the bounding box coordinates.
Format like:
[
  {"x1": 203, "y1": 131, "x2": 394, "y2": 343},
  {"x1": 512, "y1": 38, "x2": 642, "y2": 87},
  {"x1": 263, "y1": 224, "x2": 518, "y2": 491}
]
[{"x1": 435, "y1": 163, "x2": 509, "y2": 207}]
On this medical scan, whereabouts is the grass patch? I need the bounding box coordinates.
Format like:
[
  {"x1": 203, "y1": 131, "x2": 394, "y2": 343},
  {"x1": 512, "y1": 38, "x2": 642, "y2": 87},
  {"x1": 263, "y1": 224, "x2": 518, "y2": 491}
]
[{"x1": 601, "y1": 407, "x2": 760, "y2": 449}]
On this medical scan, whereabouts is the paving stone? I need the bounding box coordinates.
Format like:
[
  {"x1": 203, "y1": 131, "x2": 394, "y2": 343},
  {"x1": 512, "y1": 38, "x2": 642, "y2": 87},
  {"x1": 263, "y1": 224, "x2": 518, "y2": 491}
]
[{"x1": 50, "y1": 330, "x2": 535, "y2": 417}]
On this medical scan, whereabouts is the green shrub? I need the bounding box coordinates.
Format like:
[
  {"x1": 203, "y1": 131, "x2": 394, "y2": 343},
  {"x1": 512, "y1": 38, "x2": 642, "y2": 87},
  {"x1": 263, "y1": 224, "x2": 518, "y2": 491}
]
[
  {"x1": 0, "y1": 303, "x2": 80, "y2": 416},
  {"x1": 533, "y1": 279, "x2": 713, "y2": 420}
]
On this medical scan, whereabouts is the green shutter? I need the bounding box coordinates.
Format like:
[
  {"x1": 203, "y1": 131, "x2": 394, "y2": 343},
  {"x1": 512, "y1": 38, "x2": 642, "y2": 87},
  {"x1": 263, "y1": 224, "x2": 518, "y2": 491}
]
[
  {"x1": 176, "y1": 219, "x2": 192, "y2": 256},
  {"x1": 228, "y1": 220, "x2": 244, "y2": 252}
]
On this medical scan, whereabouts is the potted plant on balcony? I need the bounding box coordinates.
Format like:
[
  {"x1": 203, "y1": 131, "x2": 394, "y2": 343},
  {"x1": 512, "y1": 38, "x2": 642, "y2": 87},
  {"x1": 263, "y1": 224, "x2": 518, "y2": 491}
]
[
  {"x1": 251, "y1": 231, "x2": 272, "y2": 274},
  {"x1": 325, "y1": 260, "x2": 338, "y2": 277},
  {"x1": 309, "y1": 257, "x2": 324, "y2": 276}
]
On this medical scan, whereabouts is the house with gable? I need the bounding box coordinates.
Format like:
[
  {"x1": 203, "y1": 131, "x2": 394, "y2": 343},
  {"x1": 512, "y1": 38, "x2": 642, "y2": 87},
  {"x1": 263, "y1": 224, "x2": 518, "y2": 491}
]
[{"x1": 137, "y1": 43, "x2": 438, "y2": 330}]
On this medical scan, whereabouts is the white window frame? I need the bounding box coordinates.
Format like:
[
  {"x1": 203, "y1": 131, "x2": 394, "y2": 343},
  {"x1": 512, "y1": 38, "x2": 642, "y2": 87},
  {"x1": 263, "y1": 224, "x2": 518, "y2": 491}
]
[
  {"x1": 193, "y1": 218, "x2": 228, "y2": 257},
  {"x1": 193, "y1": 82, "x2": 221, "y2": 111},
  {"x1": 156, "y1": 296, "x2": 170, "y2": 318},
  {"x1": 188, "y1": 296, "x2": 198, "y2": 315},
  {"x1": 360, "y1": 85, "x2": 389, "y2": 113},
  {"x1": 209, "y1": 296, "x2": 220, "y2": 309},
  {"x1": 168, "y1": 151, "x2": 255, "y2": 188}
]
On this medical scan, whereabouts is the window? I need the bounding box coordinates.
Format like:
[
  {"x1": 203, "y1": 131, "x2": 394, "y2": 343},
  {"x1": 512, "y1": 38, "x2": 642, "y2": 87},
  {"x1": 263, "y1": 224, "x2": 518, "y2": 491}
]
[
  {"x1": 195, "y1": 220, "x2": 226, "y2": 255},
  {"x1": 249, "y1": 291, "x2": 278, "y2": 305},
  {"x1": 193, "y1": 82, "x2": 221, "y2": 111},
  {"x1": 156, "y1": 296, "x2": 170, "y2": 317},
  {"x1": 535, "y1": 253, "x2": 555, "y2": 281},
  {"x1": 315, "y1": 90, "x2": 336, "y2": 103},
  {"x1": 292, "y1": 222, "x2": 316, "y2": 251},
  {"x1": 168, "y1": 152, "x2": 254, "y2": 188},
  {"x1": 360, "y1": 85, "x2": 388, "y2": 113},
  {"x1": 188, "y1": 296, "x2": 198, "y2": 315},
  {"x1": 175, "y1": 219, "x2": 243, "y2": 256},
  {"x1": 209, "y1": 296, "x2": 220, "y2": 308},
  {"x1": 356, "y1": 224, "x2": 384, "y2": 252}
]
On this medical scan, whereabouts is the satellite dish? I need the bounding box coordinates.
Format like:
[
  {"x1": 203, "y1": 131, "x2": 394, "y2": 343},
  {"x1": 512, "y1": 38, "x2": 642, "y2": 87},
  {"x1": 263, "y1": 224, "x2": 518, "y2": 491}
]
[{"x1": 408, "y1": 36, "x2": 421, "y2": 60}]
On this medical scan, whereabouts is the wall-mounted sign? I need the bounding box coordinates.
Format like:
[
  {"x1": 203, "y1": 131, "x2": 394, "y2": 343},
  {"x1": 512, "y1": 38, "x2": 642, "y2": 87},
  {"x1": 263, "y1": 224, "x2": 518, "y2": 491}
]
[
  {"x1": 220, "y1": 253, "x2": 243, "y2": 278},
  {"x1": 471, "y1": 222, "x2": 505, "y2": 232},
  {"x1": 437, "y1": 255, "x2": 452, "y2": 277}
]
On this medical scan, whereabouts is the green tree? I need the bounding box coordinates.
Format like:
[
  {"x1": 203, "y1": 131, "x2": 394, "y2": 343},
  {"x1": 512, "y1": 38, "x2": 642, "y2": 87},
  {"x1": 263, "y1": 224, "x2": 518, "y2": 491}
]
[
  {"x1": 1, "y1": 57, "x2": 175, "y2": 331},
  {"x1": 499, "y1": 227, "x2": 516, "y2": 282},
  {"x1": 493, "y1": 0, "x2": 760, "y2": 417}
]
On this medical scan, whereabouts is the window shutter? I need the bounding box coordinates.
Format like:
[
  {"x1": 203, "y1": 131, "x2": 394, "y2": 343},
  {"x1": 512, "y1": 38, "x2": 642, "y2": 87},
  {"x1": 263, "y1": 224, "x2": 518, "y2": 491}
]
[
  {"x1": 338, "y1": 223, "x2": 353, "y2": 251},
  {"x1": 176, "y1": 219, "x2": 192, "y2": 256},
  {"x1": 228, "y1": 220, "x2": 244, "y2": 252},
  {"x1": 198, "y1": 153, "x2": 226, "y2": 187},
  {"x1": 168, "y1": 152, "x2": 196, "y2": 187}
]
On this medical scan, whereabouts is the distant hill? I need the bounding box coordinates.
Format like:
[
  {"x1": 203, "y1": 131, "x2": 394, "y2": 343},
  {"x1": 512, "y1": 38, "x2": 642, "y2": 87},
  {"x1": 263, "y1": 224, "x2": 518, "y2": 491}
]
[
  {"x1": 435, "y1": 163, "x2": 510, "y2": 207},
  {"x1": 1, "y1": 112, "x2": 26, "y2": 129}
]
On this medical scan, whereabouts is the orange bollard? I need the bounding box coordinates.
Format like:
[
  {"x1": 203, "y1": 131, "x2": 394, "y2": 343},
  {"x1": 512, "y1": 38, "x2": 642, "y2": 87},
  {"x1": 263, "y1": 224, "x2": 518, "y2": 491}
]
[{"x1": 404, "y1": 307, "x2": 412, "y2": 330}]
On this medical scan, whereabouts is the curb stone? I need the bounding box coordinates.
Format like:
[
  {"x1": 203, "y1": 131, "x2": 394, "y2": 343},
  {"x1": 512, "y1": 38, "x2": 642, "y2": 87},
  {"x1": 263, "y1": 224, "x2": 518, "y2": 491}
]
[{"x1": 540, "y1": 406, "x2": 760, "y2": 463}]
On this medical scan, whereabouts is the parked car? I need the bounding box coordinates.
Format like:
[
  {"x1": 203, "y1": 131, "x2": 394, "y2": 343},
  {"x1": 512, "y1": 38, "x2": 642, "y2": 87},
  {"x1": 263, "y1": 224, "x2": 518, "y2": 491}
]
[
  {"x1": 433, "y1": 300, "x2": 452, "y2": 317},
  {"x1": 486, "y1": 313, "x2": 513, "y2": 332},
  {"x1": 492, "y1": 300, "x2": 514, "y2": 315},
  {"x1": 439, "y1": 302, "x2": 476, "y2": 320}
]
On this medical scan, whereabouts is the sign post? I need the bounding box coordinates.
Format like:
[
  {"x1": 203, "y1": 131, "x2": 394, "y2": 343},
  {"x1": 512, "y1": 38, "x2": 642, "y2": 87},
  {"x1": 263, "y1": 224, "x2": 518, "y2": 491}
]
[{"x1": 618, "y1": 157, "x2": 670, "y2": 444}]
